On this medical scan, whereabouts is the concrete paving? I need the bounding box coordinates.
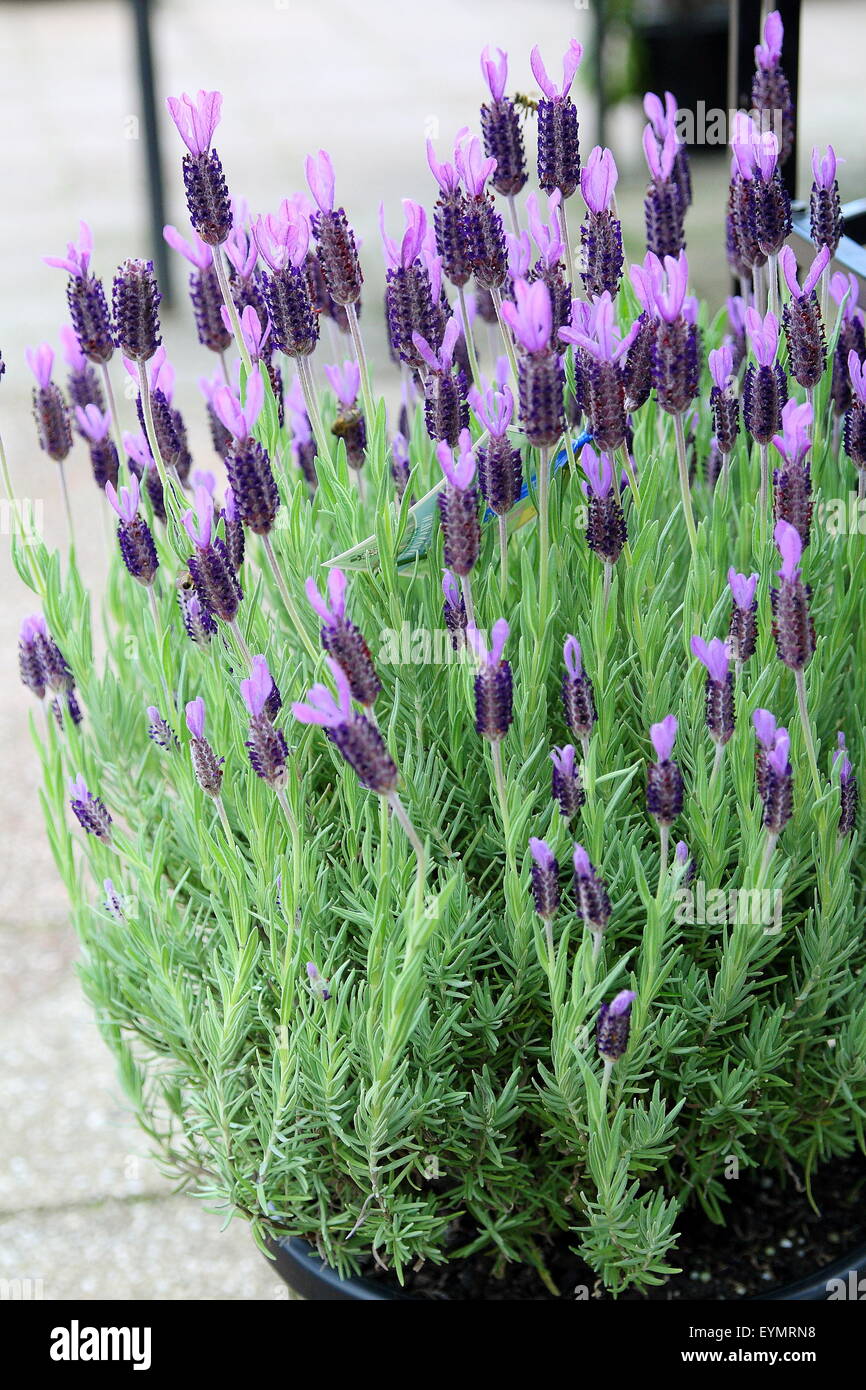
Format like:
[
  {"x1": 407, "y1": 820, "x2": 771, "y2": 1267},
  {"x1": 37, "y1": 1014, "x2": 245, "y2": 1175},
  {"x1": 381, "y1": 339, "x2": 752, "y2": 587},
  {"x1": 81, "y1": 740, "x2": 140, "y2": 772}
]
[{"x1": 1, "y1": 0, "x2": 864, "y2": 1300}]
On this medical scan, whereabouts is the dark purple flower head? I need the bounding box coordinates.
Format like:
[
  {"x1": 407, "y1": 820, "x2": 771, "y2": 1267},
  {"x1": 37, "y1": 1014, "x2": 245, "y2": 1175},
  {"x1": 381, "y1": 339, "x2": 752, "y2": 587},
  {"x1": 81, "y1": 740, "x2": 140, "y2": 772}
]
[
  {"x1": 306, "y1": 961, "x2": 331, "y2": 1001},
  {"x1": 293, "y1": 659, "x2": 398, "y2": 795},
  {"x1": 834, "y1": 733, "x2": 858, "y2": 838},
  {"x1": 551, "y1": 743, "x2": 584, "y2": 819},
  {"x1": 147, "y1": 705, "x2": 176, "y2": 750},
  {"x1": 468, "y1": 620, "x2": 513, "y2": 742},
  {"x1": 647, "y1": 715, "x2": 683, "y2": 825},
  {"x1": 573, "y1": 844, "x2": 611, "y2": 936},
  {"x1": 113, "y1": 258, "x2": 161, "y2": 361},
  {"x1": 529, "y1": 837, "x2": 560, "y2": 920},
  {"x1": 442, "y1": 568, "x2": 467, "y2": 649},
  {"x1": 597, "y1": 989, "x2": 636, "y2": 1062},
  {"x1": 69, "y1": 774, "x2": 112, "y2": 843},
  {"x1": 18, "y1": 614, "x2": 49, "y2": 700},
  {"x1": 692, "y1": 636, "x2": 734, "y2": 745},
  {"x1": 727, "y1": 568, "x2": 759, "y2": 666}
]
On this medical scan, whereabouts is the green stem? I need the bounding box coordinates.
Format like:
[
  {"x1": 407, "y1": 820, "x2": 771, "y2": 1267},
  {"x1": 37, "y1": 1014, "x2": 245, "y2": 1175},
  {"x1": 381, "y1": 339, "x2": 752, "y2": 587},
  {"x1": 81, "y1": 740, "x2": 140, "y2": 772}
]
[
  {"x1": 345, "y1": 302, "x2": 375, "y2": 428},
  {"x1": 212, "y1": 245, "x2": 253, "y2": 375},
  {"x1": 147, "y1": 583, "x2": 172, "y2": 710},
  {"x1": 457, "y1": 284, "x2": 481, "y2": 388},
  {"x1": 537, "y1": 445, "x2": 550, "y2": 627},
  {"x1": 261, "y1": 534, "x2": 319, "y2": 663},
  {"x1": 498, "y1": 514, "x2": 508, "y2": 601},
  {"x1": 673, "y1": 412, "x2": 698, "y2": 561},
  {"x1": 759, "y1": 442, "x2": 769, "y2": 552},
  {"x1": 490, "y1": 286, "x2": 519, "y2": 386},
  {"x1": 795, "y1": 668, "x2": 822, "y2": 798}
]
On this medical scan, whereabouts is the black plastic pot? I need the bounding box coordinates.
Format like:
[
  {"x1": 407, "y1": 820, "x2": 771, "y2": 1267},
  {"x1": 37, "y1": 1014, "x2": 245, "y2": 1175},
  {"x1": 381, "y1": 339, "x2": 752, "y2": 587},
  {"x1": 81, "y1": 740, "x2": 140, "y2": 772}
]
[{"x1": 268, "y1": 1235, "x2": 866, "y2": 1302}]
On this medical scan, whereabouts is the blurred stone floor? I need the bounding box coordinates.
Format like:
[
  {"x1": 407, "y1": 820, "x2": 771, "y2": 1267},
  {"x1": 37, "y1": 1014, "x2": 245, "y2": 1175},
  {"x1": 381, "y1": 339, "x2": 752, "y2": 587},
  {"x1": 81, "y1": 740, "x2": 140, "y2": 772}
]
[{"x1": 0, "y1": 0, "x2": 864, "y2": 1299}]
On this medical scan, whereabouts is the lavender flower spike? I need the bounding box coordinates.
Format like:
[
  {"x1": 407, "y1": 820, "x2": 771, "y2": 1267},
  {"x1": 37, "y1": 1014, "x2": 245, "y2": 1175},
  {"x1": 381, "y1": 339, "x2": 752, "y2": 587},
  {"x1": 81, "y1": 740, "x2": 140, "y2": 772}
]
[
  {"x1": 691, "y1": 636, "x2": 735, "y2": 747},
  {"x1": 727, "y1": 568, "x2": 759, "y2": 667},
  {"x1": 69, "y1": 775, "x2": 112, "y2": 843},
  {"x1": 468, "y1": 620, "x2": 513, "y2": 742},
  {"x1": 306, "y1": 149, "x2": 363, "y2": 307},
  {"x1": 833, "y1": 733, "x2": 858, "y2": 839},
  {"x1": 27, "y1": 345, "x2": 72, "y2": 462},
  {"x1": 214, "y1": 373, "x2": 280, "y2": 537},
  {"x1": 166, "y1": 90, "x2": 232, "y2": 245},
  {"x1": 532, "y1": 40, "x2": 583, "y2": 200},
  {"x1": 292, "y1": 659, "x2": 398, "y2": 797},
  {"x1": 305, "y1": 567, "x2": 381, "y2": 707},
  {"x1": 597, "y1": 989, "x2": 636, "y2": 1064},
  {"x1": 573, "y1": 843, "x2": 611, "y2": 957},
  {"x1": 770, "y1": 521, "x2": 815, "y2": 672},
  {"x1": 561, "y1": 636, "x2": 597, "y2": 749},
  {"x1": 581, "y1": 443, "x2": 627, "y2": 567},
  {"x1": 44, "y1": 221, "x2": 115, "y2": 365},
  {"x1": 442, "y1": 569, "x2": 467, "y2": 651},
  {"x1": 708, "y1": 344, "x2": 740, "y2": 460},
  {"x1": 147, "y1": 705, "x2": 176, "y2": 751},
  {"x1": 529, "y1": 838, "x2": 560, "y2": 921},
  {"x1": 105, "y1": 473, "x2": 158, "y2": 586},
  {"x1": 500, "y1": 279, "x2": 564, "y2": 448},
  {"x1": 752, "y1": 10, "x2": 794, "y2": 166},
  {"x1": 810, "y1": 145, "x2": 843, "y2": 256},
  {"x1": 647, "y1": 715, "x2": 683, "y2": 826},
  {"x1": 185, "y1": 697, "x2": 224, "y2": 798},
  {"x1": 579, "y1": 146, "x2": 623, "y2": 299},
  {"x1": 551, "y1": 744, "x2": 584, "y2": 820},
  {"x1": 113, "y1": 259, "x2": 162, "y2": 362},
  {"x1": 437, "y1": 432, "x2": 480, "y2": 580},
  {"x1": 183, "y1": 488, "x2": 243, "y2": 624},
  {"x1": 480, "y1": 47, "x2": 527, "y2": 199},
  {"x1": 242, "y1": 655, "x2": 289, "y2": 787}
]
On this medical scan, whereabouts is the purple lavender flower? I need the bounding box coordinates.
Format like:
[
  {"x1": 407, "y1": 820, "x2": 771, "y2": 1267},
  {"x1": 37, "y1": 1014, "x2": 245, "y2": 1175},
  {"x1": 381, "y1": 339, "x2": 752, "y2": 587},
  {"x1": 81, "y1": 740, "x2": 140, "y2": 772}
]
[
  {"x1": 753, "y1": 707, "x2": 779, "y2": 802},
  {"x1": 691, "y1": 636, "x2": 734, "y2": 745},
  {"x1": 185, "y1": 697, "x2": 224, "y2": 796},
  {"x1": 164, "y1": 224, "x2": 232, "y2": 354},
  {"x1": 112, "y1": 259, "x2": 161, "y2": 362},
  {"x1": 844, "y1": 351, "x2": 866, "y2": 473},
  {"x1": 220, "y1": 484, "x2": 245, "y2": 573},
  {"x1": 103, "y1": 879, "x2": 125, "y2": 920},
  {"x1": 254, "y1": 209, "x2": 318, "y2": 358},
  {"x1": 306, "y1": 150, "x2": 363, "y2": 307},
  {"x1": 579, "y1": 147, "x2": 623, "y2": 299},
  {"x1": 105, "y1": 473, "x2": 158, "y2": 586},
  {"x1": 561, "y1": 636, "x2": 597, "y2": 744},
  {"x1": 241, "y1": 655, "x2": 288, "y2": 787},
  {"x1": 306, "y1": 567, "x2": 380, "y2": 707},
  {"x1": 69, "y1": 774, "x2": 112, "y2": 843},
  {"x1": 381, "y1": 201, "x2": 441, "y2": 367},
  {"x1": 60, "y1": 325, "x2": 105, "y2": 417},
  {"x1": 638, "y1": 252, "x2": 700, "y2": 416},
  {"x1": 167, "y1": 90, "x2": 232, "y2": 245},
  {"x1": 18, "y1": 615, "x2": 49, "y2": 701},
  {"x1": 833, "y1": 733, "x2": 858, "y2": 838},
  {"x1": 751, "y1": 10, "x2": 794, "y2": 166},
  {"x1": 456, "y1": 135, "x2": 507, "y2": 291},
  {"x1": 293, "y1": 659, "x2": 398, "y2": 795},
  {"x1": 75, "y1": 404, "x2": 119, "y2": 490},
  {"x1": 306, "y1": 961, "x2": 331, "y2": 1002},
  {"x1": 124, "y1": 430, "x2": 165, "y2": 522},
  {"x1": 771, "y1": 398, "x2": 813, "y2": 547},
  {"x1": 551, "y1": 744, "x2": 584, "y2": 819},
  {"x1": 761, "y1": 724, "x2": 793, "y2": 835},
  {"x1": 427, "y1": 140, "x2": 472, "y2": 290},
  {"x1": 730, "y1": 121, "x2": 790, "y2": 257},
  {"x1": 830, "y1": 275, "x2": 866, "y2": 418},
  {"x1": 621, "y1": 271, "x2": 656, "y2": 411},
  {"x1": 646, "y1": 715, "x2": 683, "y2": 825},
  {"x1": 597, "y1": 989, "x2": 635, "y2": 1062},
  {"x1": 727, "y1": 568, "x2": 759, "y2": 666},
  {"x1": 468, "y1": 620, "x2": 513, "y2": 742},
  {"x1": 743, "y1": 308, "x2": 786, "y2": 445},
  {"x1": 500, "y1": 279, "x2": 564, "y2": 447},
  {"x1": 437, "y1": 432, "x2": 480, "y2": 577},
  {"x1": 645, "y1": 90, "x2": 691, "y2": 210},
  {"x1": 26, "y1": 346, "x2": 72, "y2": 462},
  {"x1": 779, "y1": 246, "x2": 829, "y2": 390},
  {"x1": 44, "y1": 222, "x2": 115, "y2": 365},
  {"x1": 529, "y1": 837, "x2": 560, "y2": 920},
  {"x1": 573, "y1": 843, "x2": 611, "y2": 939},
  {"x1": 727, "y1": 295, "x2": 748, "y2": 372},
  {"x1": 127, "y1": 348, "x2": 191, "y2": 484},
  {"x1": 479, "y1": 47, "x2": 527, "y2": 197},
  {"x1": 147, "y1": 705, "x2": 176, "y2": 750},
  {"x1": 415, "y1": 318, "x2": 469, "y2": 448},
  {"x1": 642, "y1": 120, "x2": 684, "y2": 259},
  {"x1": 581, "y1": 444, "x2": 627, "y2": 565},
  {"x1": 212, "y1": 372, "x2": 280, "y2": 535},
  {"x1": 810, "y1": 145, "x2": 843, "y2": 255},
  {"x1": 561, "y1": 294, "x2": 636, "y2": 452},
  {"x1": 391, "y1": 431, "x2": 411, "y2": 503},
  {"x1": 179, "y1": 588, "x2": 217, "y2": 646},
  {"x1": 674, "y1": 839, "x2": 696, "y2": 886},
  {"x1": 472, "y1": 384, "x2": 522, "y2": 514},
  {"x1": 442, "y1": 569, "x2": 467, "y2": 650},
  {"x1": 708, "y1": 345, "x2": 740, "y2": 459},
  {"x1": 524, "y1": 192, "x2": 572, "y2": 345},
  {"x1": 532, "y1": 41, "x2": 583, "y2": 199},
  {"x1": 770, "y1": 521, "x2": 815, "y2": 671},
  {"x1": 183, "y1": 488, "x2": 243, "y2": 624}
]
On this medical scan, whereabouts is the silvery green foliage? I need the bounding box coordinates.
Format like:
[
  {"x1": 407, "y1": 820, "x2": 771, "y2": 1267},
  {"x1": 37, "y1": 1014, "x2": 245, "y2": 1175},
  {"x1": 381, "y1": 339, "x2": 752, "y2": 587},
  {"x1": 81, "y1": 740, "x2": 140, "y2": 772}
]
[{"x1": 13, "y1": 270, "x2": 866, "y2": 1300}]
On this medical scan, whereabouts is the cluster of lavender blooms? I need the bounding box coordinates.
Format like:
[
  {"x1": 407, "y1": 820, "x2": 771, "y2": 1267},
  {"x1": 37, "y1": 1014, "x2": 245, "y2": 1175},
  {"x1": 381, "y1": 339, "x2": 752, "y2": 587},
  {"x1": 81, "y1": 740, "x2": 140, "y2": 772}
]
[{"x1": 8, "y1": 9, "x2": 866, "y2": 1295}]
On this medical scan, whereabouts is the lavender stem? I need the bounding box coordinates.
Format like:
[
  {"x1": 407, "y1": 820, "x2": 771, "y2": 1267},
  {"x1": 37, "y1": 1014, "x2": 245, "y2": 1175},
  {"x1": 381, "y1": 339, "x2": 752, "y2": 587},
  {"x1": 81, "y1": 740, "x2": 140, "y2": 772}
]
[
  {"x1": 557, "y1": 199, "x2": 576, "y2": 298},
  {"x1": 58, "y1": 460, "x2": 75, "y2": 547},
  {"x1": 147, "y1": 584, "x2": 172, "y2": 709},
  {"x1": 498, "y1": 514, "x2": 508, "y2": 601},
  {"x1": 261, "y1": 534, "x2": 319, "y2": 663},
  {"x1": 100, "y1": 363, "x2": 125, "y2": 462},
  {"x1": 490, "y1": 286, "x2": 519, "y2": 385},
  {"x1": 228, "y1": 617, "x2": 254, "y2": 668},
  {"x1": 506, "y1": 194, "x2": 521, "y2": 238},
  {"x1": 537, "y1": 445, "x2": 551, "y2": 626},
  {"x1": 658, "y1": 822, "x2": 669, "y2": 892},
  {"x1": 345, "y1": 302, "x2": 375, "y2": 428},
  {"x1": 794, "y1": 668, "x2": 822, "y2": 797},
  {"x1": 456, "y1": 284, "x2": 480, "y2": 388},
  {"x1": 673, "y1": 412, "x2": 698, "y2": 560},
  {"x1": 759, "y1": 442, "x2": 770, "y2": 552},
  {"x1": 276, "y1": 784, "x2": 300, "y2": 838},
  {"x1": 211, "y1": 245, "x2": 252, "y2": 375}
]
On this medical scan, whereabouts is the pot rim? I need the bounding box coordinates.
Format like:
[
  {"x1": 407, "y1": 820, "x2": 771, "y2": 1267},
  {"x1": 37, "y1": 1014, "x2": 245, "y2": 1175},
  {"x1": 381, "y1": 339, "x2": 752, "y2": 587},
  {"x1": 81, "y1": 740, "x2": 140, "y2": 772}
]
[{"x1": 268, "y1": 1233, "x2": 866, "y2": 1303}]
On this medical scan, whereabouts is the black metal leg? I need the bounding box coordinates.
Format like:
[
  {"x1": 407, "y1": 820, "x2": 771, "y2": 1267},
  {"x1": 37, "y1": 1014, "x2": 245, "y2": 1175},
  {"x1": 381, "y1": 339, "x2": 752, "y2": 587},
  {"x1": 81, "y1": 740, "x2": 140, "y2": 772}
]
[{"x1": 131, "y1": 0, "x2": 173, "y2": 306}]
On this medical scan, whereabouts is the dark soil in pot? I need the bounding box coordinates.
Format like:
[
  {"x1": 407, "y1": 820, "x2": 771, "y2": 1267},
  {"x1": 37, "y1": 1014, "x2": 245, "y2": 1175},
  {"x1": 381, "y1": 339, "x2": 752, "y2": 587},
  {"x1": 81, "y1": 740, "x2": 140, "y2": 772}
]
[{"x1": 276, "y1": 1153, "x2": 866, "y2": 1300}]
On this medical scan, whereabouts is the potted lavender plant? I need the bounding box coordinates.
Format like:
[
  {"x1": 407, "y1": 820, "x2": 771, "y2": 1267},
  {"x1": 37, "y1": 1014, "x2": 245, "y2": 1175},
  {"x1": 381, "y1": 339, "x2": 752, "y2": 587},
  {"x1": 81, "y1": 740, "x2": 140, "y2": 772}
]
[{"x1": 9, "y1": 14, "x2": 866, "y2": 1301}]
